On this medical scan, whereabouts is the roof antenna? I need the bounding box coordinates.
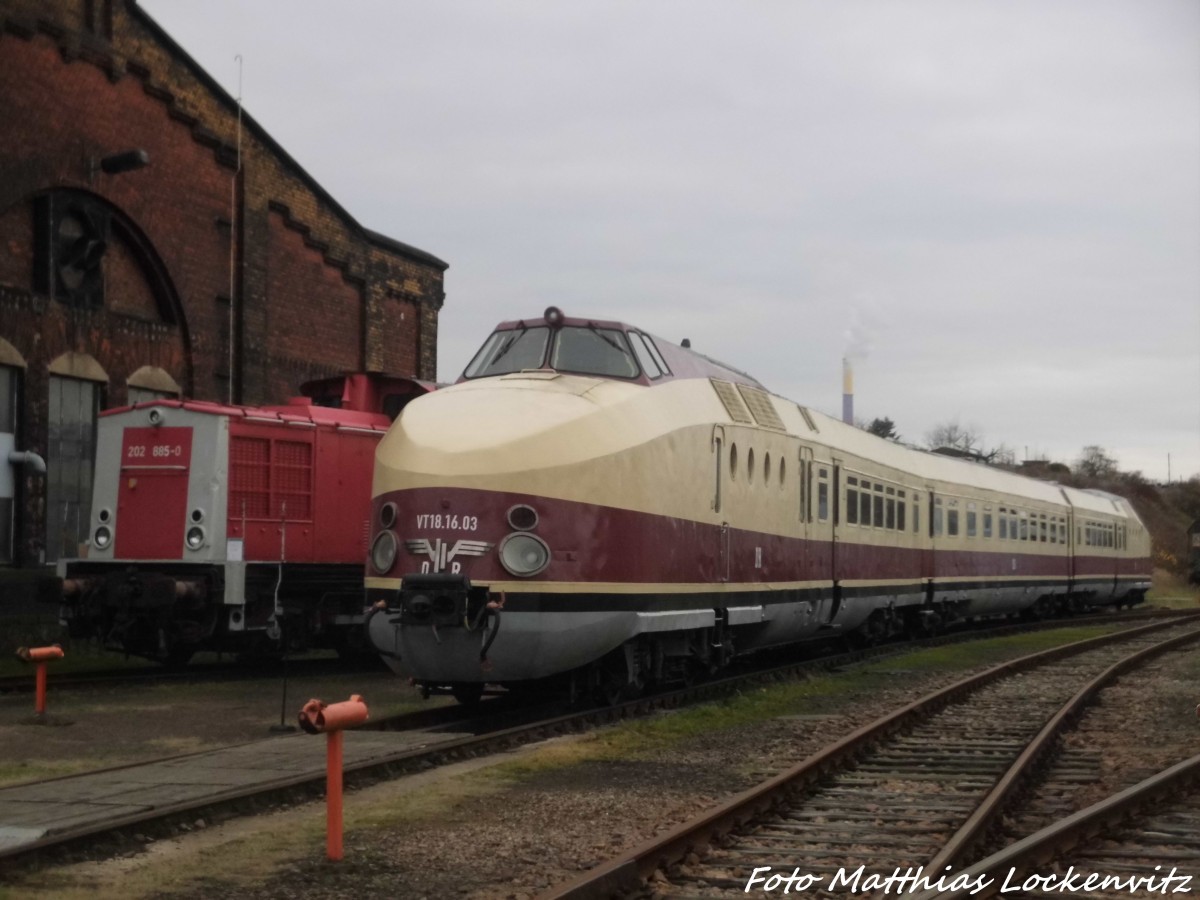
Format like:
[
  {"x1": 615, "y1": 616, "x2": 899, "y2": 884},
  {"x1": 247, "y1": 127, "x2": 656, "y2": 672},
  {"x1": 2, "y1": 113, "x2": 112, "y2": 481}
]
[{"x1": 681, "y1": 338, "x2": 691, "y2": 348}]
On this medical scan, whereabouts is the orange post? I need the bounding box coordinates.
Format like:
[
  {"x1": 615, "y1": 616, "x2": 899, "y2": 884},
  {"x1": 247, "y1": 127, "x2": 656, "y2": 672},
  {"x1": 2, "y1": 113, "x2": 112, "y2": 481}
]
[
  {"x1": 327, "y1": 729, "x2": 344, "y2": 860},
  {"x1": 297, "y1": 694, "x2": 368, "y2": 861},
  {"x1": 16, "y1": 646, "x2": 65, "y2": 717}
]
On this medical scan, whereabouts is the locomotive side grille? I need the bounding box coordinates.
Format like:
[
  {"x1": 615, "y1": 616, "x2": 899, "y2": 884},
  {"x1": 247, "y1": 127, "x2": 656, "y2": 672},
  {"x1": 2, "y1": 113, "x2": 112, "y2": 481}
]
[
  {"x1": 273, "y1": 440, "x2": 313, "y2": 520},
  {"x1": 737, "y1": 384, "x2": 786, "y2": 431},
  {"x1": 710, "y1": 379, "x2": 754, "y2": 424},
  {"x1": 229, "y1": 436, "x2": 313, "y2": 521},
  {"x1": 230, "y1": 436, "x2": 270, "y2": 518}
]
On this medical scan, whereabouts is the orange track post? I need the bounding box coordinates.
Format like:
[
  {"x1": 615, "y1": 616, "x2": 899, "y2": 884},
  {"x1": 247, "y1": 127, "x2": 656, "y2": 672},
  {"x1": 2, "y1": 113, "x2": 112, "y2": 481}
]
[
  {"x1": 16, "y1": 646, "x2": 64, "y2": 717},
  {"x1": 327, "y1": 729, "x2": 344, "y2": 861},
  {"x1": 35, "y1": 663, "x2": 47, "y2": 715},
  {"x1": 297, "y1": 694, "x2": 367, "y2": 862}
]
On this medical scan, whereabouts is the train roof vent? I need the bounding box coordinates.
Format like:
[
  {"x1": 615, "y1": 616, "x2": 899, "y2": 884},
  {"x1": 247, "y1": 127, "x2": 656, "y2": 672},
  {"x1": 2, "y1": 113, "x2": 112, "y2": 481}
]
[
  {"x1": 710, "y1": 379, "x2": 754, "y2": 425},
  {"x1": 797, "y1": 405, "x2": 819, "y2": 433},
  {"x1": 737, "y1": 384, "x2": 786, "y2": 431}
]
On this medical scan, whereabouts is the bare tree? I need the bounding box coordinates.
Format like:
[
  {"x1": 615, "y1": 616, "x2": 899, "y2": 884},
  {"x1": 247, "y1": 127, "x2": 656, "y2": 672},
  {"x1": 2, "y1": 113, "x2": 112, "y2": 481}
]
[
  {"x1": 1076, "y1": 445, "x2": 1118, "y2": 480},
  {"x1": 924, "y1": 419, "x2": 983, "y2": 455}
]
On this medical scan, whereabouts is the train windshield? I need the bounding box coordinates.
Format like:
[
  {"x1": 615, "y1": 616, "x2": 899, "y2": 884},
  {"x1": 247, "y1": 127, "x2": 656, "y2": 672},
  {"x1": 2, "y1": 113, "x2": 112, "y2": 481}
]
[
  {"x1": 463, "y1": 325, "x2": 641, "y2": 380},
  {"x1": 464, "y1": 326, "x2": 551, "y2": 377}
]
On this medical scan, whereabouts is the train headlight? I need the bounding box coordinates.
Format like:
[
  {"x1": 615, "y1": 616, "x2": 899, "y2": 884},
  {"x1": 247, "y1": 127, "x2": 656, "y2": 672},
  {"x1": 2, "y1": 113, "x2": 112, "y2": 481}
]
[
  {"x1": 371, "y1": 531, "x2": 398, "y2": 574},
  {"x1": 379, "y1": 502, "x2": 397, "y2": 530},
  {"x1": 498, "y1": 532, "x2": 551, "y2": 577},
  {"x1": 506, "y1": 504, "x2": 539, "y2": 531},
  {"x1": 92, "y1": 525, "x2": 112, "y2": 550},
  {"x1": 186, "y1": 525, "x2": 206, "y2": 551}
]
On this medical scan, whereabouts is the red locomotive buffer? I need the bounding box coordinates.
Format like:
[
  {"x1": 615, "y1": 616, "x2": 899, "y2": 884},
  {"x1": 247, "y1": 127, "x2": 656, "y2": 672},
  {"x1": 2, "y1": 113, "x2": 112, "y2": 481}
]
[{"x1": 55, "y1": 374, "x2": 433, "y2": 664}]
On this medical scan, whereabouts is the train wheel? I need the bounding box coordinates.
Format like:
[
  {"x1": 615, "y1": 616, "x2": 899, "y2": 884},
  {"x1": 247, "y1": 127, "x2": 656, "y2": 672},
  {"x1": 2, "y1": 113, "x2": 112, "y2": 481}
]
[{"x1": 451, "y1": 683, "x2": 485, "y2": 706}]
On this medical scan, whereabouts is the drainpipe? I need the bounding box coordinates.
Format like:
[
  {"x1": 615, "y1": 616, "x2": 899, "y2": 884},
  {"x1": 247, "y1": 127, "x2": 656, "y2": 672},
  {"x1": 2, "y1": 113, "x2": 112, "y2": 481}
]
[{"x1": 9, "y1": 450, "x2": 47, "y2": 475}]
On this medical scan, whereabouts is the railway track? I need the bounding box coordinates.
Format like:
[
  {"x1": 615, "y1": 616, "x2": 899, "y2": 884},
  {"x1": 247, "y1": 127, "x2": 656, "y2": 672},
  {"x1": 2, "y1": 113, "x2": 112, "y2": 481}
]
[
  {"x1": 538, "y1": 614, "x2": 1200, "y2": 899},
  {"x1": 0, "y1": 609, "x2": 1190, "y2": 878},
  {"x1": 0, "y1": 653, "x2": 374, "y2": 695},
  {"x1": 0, "y1": 605, "x2": 1176, "y2": 697},
  {"x1": 907, "y1": 755, "x2": 1200, "y2": 899}
]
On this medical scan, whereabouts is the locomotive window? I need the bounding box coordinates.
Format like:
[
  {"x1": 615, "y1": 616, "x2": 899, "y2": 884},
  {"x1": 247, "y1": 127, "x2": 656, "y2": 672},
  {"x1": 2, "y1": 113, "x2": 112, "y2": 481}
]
[
  {"x1": 764, "y1": 451, "x2": 770, "y2": 485},
  {"x1": 873, "y1": 488, "x2": 884, "y2": 529},
  {"x1": 999, "y1": 516, "x2": 1008, "y2": 540},
  {"x1": 629, "y1": 332, "x2": 663, "y2": 379},
  {"x1": 966, "y1": 503, "x2": 977, "y2": 538},
  {"x1": 642, "y1": 333, "x2": 671, "y2": 375},
  {"x1": 817, "y1": 471, "x2": 829, "y2": 521},
  {"x1": 947, "y1": 507, "x2": 959, "y2": 537},
  {"x1": 464, "y1": 326, "x2": 550, "y2": 377},
  {"x1": 552, "y1": 326, "x2": 640, "y2": 378},
  {"x1": 860, "y1": 487, "x2": 872, "y2": 526},
  {"x1": 779, "y1": 456, "x2": 785, "y2": 487},
  {"x1": 1019, "y1": 514, "x2": 1029, "y2": 541},
  {"x1": 747, "y1": 448, "x2": 755, "y2": 484},
  {"x1": 897, "y1": 498, "x2": 906, "y2": 532},
  {"x1": 846, "y1": 484, "x2": 859, "y2": 524},
  {"x1": 730, "y1": 443, "x2": 738, "y2": 481},
  {"x1": 933, "y1": 498, "x2": 944, "y2": 537},
  {"x1": 886, "y1": 496, "x2": 896, "y2": 530},
  {"x1": 1040, "y1": 516, "x2": 1048, "y2": 542},
  {"x1": 913, "y1": 501, "x2": 919, "y2": 535}
]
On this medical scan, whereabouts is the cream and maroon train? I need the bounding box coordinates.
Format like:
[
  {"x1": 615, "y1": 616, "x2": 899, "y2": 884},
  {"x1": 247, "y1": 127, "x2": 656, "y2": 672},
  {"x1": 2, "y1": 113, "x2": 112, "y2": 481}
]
[{"x1": 364, "y1": 308, "x2": 1151, "y2": 701}]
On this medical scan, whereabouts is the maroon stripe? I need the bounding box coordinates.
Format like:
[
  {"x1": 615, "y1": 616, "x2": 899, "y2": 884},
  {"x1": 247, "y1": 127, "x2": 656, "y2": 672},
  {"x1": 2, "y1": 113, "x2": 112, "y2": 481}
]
[{"x1": 373, "y1": 487, "x2": 1151, "y2": 586}]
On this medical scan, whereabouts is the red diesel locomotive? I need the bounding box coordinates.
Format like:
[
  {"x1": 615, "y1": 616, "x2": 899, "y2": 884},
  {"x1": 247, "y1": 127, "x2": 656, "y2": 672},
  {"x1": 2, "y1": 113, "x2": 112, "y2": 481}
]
[{"x1": 56, "y1": 373, "x2": 432, "y2": 664}]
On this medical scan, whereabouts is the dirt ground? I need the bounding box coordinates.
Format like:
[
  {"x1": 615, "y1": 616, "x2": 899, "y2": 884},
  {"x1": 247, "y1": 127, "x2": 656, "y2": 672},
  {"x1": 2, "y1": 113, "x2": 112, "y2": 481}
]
[
  {"x1": 2, "y1": 622, "x2": 1199, "y2": 900},
  {"x1": 0, "y1": 664, "x2": 438, "y2": 785}
]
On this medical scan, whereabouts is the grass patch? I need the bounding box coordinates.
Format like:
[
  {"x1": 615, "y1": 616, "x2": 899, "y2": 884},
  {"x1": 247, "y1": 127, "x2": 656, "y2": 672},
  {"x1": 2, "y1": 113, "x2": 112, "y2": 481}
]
[{"x1": 0, "y1": 759, "x2": 94, "y2": 787}]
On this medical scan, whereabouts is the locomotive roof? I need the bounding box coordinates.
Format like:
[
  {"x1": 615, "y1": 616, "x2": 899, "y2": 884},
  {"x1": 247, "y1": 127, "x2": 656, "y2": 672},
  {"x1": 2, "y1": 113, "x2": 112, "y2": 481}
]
[
  {"x1": 477, "y1": 310, "x2": 763, "y2": 388},
  {"x1": 104, "y1": 397, "x2": 391, "y2": 431}
]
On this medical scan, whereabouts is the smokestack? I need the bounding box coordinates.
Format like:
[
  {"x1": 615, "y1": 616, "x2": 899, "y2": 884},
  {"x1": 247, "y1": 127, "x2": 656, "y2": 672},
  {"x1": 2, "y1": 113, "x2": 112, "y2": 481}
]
[{"x1": 842, "y1": 357, "x2": 854, "y2": 425}]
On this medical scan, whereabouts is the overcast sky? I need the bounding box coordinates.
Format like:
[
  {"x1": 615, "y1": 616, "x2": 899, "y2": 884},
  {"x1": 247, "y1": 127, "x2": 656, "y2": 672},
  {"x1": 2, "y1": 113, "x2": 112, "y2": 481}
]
[{"x1": 143, "y1": 1, "x2": 1200, "y2": 481}]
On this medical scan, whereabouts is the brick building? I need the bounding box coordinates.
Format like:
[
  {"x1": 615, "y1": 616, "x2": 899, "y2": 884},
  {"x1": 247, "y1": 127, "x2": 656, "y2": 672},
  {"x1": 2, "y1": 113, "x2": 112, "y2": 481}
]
[{"x1": 0, "y1": 0, "x2": 447, "y2": 568}]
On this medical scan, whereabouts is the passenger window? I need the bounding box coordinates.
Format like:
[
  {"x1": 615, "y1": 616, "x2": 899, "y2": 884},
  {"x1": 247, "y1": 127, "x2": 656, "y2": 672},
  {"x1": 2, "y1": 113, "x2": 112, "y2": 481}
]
[
  {"x1": 966, "y1": 503, "x2": 977, "y2": 538},
  {"x1": 730, "y1": 443, "x2": 738, "y2": 481},
  {"x1": 886, "y1": 496, "x2": 896, "y2": 530},
  {"x1": 818, "y1": 478, "x2": 829, "y2": 521},
  {"x1": 873, "y1": 486, "x2": 884, "y2": 528},
  {"x1": 947, "y1": 504, "x2": 959, "y2": 537},
  {"x1": 846, "y1": 483, "x2": 859, "y2": 524},
  {"x1": 748, "y1": 448, "x2": 755, "y2": 484},
  {"x1": 983, "y1": 511, "x2": 993, "y2": 539},
  {"x1": 933, "y1": 498, "x2": 944, "y2": 537},
  {"x1": 861, "y1": 486, "x2": 872, "y2": 526}
]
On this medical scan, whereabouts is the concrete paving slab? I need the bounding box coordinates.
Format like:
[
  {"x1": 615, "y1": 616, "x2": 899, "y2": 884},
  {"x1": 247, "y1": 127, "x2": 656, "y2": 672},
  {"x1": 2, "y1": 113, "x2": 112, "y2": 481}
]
[{"x1": 0, "y1": 728, "x2": 465, "y2": 855}]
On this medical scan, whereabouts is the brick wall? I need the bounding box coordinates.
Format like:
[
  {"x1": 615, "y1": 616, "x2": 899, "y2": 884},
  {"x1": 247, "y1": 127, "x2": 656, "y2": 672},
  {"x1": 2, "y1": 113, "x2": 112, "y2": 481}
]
[{"x1": 0, "y1": 0, "x2": 447, "y2": 565}]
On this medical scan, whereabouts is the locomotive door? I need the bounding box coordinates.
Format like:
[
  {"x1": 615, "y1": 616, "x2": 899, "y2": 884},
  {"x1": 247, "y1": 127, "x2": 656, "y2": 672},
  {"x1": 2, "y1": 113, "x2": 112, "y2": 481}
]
[
  {"x1": 796, "y1": 444, "x2": 814, "y2": 574},
  {"x1": 1060, "y1": 489, "x2": 1077, "y2": 593},
  {"x1": 712, "y1": 426, "x2": 730, "y2": 582},
  {"x1": 828, "y1": 460, "x2": 843, "y2": 624},
  {"x1": 115, "y1": 426, "x2": 194, "y2": 559}
]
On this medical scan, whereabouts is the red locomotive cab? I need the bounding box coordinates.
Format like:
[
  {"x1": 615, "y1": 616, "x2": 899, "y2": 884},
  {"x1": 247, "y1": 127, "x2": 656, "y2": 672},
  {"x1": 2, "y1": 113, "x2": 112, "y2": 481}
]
[{"x1": 55, "y1": 373, "x2": 436, "y2": 665}]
